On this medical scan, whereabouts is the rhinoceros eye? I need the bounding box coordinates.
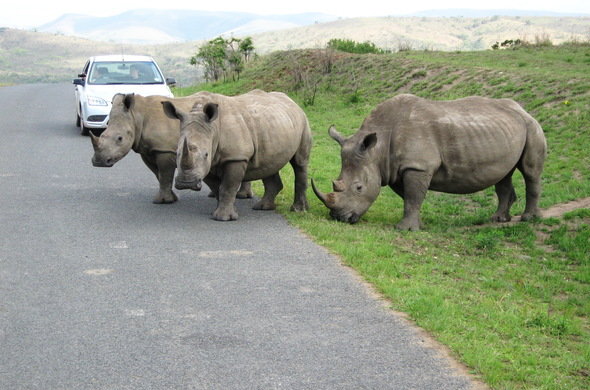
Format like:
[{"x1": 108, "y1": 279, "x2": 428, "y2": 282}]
[
  {"x1": 355, "y1": 183, "x2": 363, "y2": 193},
  {"x1": 117, "y1": 136, "x2": 123, "y2": 142}
]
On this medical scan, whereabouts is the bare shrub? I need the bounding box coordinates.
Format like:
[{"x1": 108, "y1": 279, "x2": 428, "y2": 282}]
[
  {"x1": 301, "y1": 71, "x2": 320, "y2": 106},
  {"x1": 534, "y1": 33, "x2": 553, "y2": 47},
  {"x1": 397, "y1": 40, "x2": 413, "y2": 52},
  {"x1": 318, "y1": 46, "x2": 336, "y2": 74}
]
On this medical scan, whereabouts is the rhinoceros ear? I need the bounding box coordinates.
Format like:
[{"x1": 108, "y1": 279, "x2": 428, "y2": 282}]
[
  {"x1": 161, "y1": 101, "x2": 185, "y2": 121},
  {"x1": 123, "y1": 93, "x2": 135, "y2": 111},
  {"x1": 203, "y1": 103, "x2": 219, "y2": 122},
  {"x1": 359, "y1": 133, "x2": 377, "y2": 153},
  {"x1": 328, "y1": 125, "x2": 346, "y2": 146}
]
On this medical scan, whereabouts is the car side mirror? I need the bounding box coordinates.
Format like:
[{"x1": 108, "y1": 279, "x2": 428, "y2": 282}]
[
  {"x1": 166, "y1": 77, "x2": 176, "y2": 86},
  {"x1": 73, "y1": 78, "x2": 85, "y2": 86}
]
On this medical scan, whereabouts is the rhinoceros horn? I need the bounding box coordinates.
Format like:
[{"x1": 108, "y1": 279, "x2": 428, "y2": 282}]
[
  {"x1": 180, "y1": 138, "x2": 193, "y2": 170},
  {"x1": 90, "y1": 132, "x2": 99, "y2": 150},
  {"x1": 328, "y1": 125, "x2": 346, "y2": 146},
  {"x1": 311, "y1": 178, "x2": 335, "y2": 208},
  {"x1": 332, "y1": 179, "x2": 345, "y2": 192}
]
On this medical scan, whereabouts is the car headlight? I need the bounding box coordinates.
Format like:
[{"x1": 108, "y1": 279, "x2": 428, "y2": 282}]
[{"x1": 87, "y1": 96, "x2": 108, "y2": 106}]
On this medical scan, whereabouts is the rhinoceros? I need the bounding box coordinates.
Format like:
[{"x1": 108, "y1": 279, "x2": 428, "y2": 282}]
[
  {"x1": 162, "y1": 89, "x2": 312, "y2": 221},
  {"x1": 90, "y1": 93, "x2": 252, "y2": 203},
  {"x1": 312, "y1": 94, "x2": 547, "y2": 231}
]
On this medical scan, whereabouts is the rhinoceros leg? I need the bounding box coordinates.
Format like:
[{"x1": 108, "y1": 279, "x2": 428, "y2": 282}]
[
  {"x1": 396, "y1": 170, "x2": 431, "y2": 231},
  {"x1": 153, "y1": 152, "x2": 178, "y2": 204},
  {"x1": 140, "y1": 153, "x2": 178, "y2": 204},
  {"x1": 208, "y1": 181, "x2": 253, "y2": 199},
  {"x1": 204, "y1": 176, "x2": 220, "y2": 198},
  {"x1": 237, "y1": 181, "x2": 254, "y2": 199},
  {"x1": 519, "y1": 136, "x2": 545, "y2": 221},
  {"x1": 521, "y1": 173, "x2": 542, "y2": 221},
  {"x1": 491, "y1": 173, "x2": 516, "y2": 222},
  {"x1": 212, "y1": 161, "x2": 246, "y2": 221},
  {"x1": 253, "y1": 173, "x2": 283, "y2": 210},
  {"x1": 289, "y1": 156, "x2": 309, "y2": 212}
]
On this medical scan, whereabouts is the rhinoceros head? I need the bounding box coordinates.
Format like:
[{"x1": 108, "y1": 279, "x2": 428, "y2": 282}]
[
  {"x1": 312, "y1": 126, "x2": 381, "y2": 224},
  {"x1": 91, "y1": 93, "x2": 136, "y2": 167},
  {"x1": 162, "y1": 100, "x2": 218, "y2": 191}
]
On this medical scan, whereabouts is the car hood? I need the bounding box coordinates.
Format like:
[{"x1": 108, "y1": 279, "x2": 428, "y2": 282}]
[{"x1": 84, "y1": 83, "x2": 174, "y2": 102}]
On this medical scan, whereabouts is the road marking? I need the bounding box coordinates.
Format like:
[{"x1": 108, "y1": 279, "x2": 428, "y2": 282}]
[
  {"x1": 125, "y1": 309, "x2": 146, "y2": 317},
  {"x1": 84, "y1": 268, "x2": 114, "y2": 276},
  {"x1": 109, "y1": 241, "x2": 128, "y2": 249},
  {"x1": 198, "y1": 250, "x2": 254, "y2": 258}
]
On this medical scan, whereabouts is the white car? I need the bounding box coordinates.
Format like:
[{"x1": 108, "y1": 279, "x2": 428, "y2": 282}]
[{"x1": 73, "y1": 55, "x2": 175, "y2": 135}]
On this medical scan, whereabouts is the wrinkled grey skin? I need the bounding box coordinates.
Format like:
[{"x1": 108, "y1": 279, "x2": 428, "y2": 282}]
[
  {"x1": 162, "y1": 89, "x2": 312, "y2": 221},
  {"x1": 91, "y1": 93, "x2": 252, "y2": 204},
  {"x1": 312, "y1": 94, "x2": 547, "y2": 231}
]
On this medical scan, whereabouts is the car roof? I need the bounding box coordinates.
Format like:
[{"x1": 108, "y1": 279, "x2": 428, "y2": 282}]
[{"x1": 89, "y1": 55, "x2": 155, "y2": 62}]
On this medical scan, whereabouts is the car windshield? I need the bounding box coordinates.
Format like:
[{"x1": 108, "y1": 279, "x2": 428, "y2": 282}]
[{"x1": 88, "y1": 61, "x2": 165, "y2": 85}]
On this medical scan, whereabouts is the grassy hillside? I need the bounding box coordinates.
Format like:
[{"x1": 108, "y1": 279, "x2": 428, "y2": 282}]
[{"x1": 179, "y1": 44, "x2": 590, "y2": 389}]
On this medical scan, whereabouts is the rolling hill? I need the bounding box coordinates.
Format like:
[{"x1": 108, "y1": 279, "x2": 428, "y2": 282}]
[
  {"x1": 250, "y1": 15, "x2": 590, "y2": 52},
  {"x1": 1, "y1": 14, "x2": 588, "y2": 85},
  {"x1": 38, "y1": 10, "x2": 337, "y2": 44}
]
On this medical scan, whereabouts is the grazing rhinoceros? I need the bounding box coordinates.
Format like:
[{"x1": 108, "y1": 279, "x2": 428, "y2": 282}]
[
  {"x1": 162, "y1": 89, "x2": 312, "y2": 221},
  {"x1": 90, "y1": 93, "x2": 252, "y2": 203},
  {"x1": 312, "y1": 94, "x2": 547, "y2": 231}
]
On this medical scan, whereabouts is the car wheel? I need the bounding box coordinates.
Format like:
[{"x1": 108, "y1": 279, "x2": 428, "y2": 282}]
[
  {"x1": 80, "y1": 123, "x2": 90, "y2": 136},
  {"x1": 76, "y1": 113, "x2": 81, "y2": 127}
]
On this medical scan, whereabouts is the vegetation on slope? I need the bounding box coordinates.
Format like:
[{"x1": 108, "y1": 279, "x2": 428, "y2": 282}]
[{"x1": 179, "y1": 44, "x2": 590, "y2": 390}]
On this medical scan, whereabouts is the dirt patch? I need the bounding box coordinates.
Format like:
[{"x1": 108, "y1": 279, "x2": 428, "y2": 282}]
[
  {"x1": 541, "y1": 197, "x2": 590, "y2": 218},
  {"x1": 471, "y1": 197, "x2": 590, "y2": 229}
]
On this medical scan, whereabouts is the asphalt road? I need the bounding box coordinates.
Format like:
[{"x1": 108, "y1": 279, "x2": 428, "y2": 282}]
[{"x1": 0, "y1": 84, "x2": 481, "y2": 389}]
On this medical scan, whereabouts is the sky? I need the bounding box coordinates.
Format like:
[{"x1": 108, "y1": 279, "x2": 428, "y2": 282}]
[{"x1": 2, "y1": 0, "x2": 589, "y2": 29}]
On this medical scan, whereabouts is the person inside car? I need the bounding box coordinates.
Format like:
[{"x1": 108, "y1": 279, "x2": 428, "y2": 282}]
[{"x1": 91, "y1": 66, "x2": 108, "y2": 83}]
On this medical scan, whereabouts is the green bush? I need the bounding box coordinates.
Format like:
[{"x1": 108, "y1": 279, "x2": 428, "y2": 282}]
[{"x1": 327, "y1": 38, "x2": 384, "y2": 54}]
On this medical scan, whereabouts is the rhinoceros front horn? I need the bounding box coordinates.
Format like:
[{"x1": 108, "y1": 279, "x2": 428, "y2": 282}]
[
  {"x1": 180, "y1": 138, "x2": 193, "y2": 170},
  {"x1": 90, "y1": 132, "x2": 99, "y2": 150},
  {"x1": 311, "y1": 178, "x2": 334, "y2": 208}
]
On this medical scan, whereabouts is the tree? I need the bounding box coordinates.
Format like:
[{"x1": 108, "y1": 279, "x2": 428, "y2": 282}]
[
  {"x1": 225, "y1": 37, "x2": 244, "y2": 81},
  {"x1": 191, "y1": 37, "x2": 227, "y2": 82},
  {"x1": 191, "y1": 36, "x2": 255, "y2": 82},
  {"x1": 239, "y1": 37, "x2": 255, "y2": 62}
]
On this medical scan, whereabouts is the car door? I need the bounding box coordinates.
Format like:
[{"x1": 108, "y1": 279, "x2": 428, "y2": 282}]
[{"x1": 75, "y1": 60, "x2": 91, "y2": 120}]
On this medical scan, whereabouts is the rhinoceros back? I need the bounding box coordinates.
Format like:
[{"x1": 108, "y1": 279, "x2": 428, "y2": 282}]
[
  {"x1": 209, "y1": 90, "x2": 310, "y2": 180},
  {"x1": 372, "y1": 94, "x2": 545, "y2": 193}
]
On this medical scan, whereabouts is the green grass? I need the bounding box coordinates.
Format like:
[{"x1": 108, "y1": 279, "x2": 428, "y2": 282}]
[{"x1": 178, "y1": 45, "x2": 590, "y2": 389}]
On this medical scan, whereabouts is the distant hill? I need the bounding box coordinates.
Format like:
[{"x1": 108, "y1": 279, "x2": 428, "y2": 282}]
[
  {"x1": 38, "y1": 9, "x2": 337, "y2": 44},
  {"x1": 250, "y1": 15, "x2": 590, "y2": 52},
  {"x1": 0, "y1": 28, "x2": 200, "y2": 85},
  {"x1": 410, "y1": 9, "x2": 589, "y2": 17},
  {"x1": 1, "y1": 14, "x2": 588, "y2": 85}
]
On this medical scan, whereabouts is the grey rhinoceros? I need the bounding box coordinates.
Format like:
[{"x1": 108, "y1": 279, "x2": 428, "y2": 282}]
[
  {"x1": 90, "y1": 93, "x2": 252, "y2": 203},
  {"x1": 162, "y1": 89, "x2": 312, "y2": 221},
  {"x1": 312, "y1": 94, "x2": 547, "y2": 231}
]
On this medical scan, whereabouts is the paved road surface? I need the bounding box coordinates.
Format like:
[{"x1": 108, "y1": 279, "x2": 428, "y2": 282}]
[{"x1": 0, "y1": 84, "x2": 482, "y2": 389}]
